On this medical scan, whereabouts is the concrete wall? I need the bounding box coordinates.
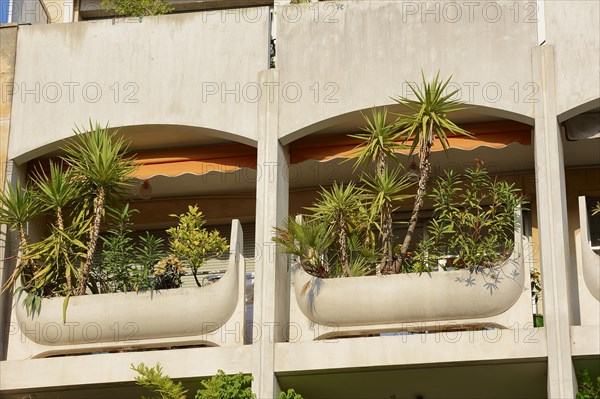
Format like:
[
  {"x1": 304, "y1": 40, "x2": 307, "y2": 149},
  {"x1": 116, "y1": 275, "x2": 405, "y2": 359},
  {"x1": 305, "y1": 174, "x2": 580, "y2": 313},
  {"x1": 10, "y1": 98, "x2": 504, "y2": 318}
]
[
  {"x1": 8, "y1": 8, "x2": 270, "y2": 163},
  {"x1": 544, "y1": 1, "x2": 600, "y2": 120},
  {"x1": 0, "y1": 25, "x2": 17, "y2": 189},
  {"x1": 0, "y1": 24, "x2": 18, "y2": 362},
  {"x1": 275, "y1": 1, "x2": 538, "y2": 142}
]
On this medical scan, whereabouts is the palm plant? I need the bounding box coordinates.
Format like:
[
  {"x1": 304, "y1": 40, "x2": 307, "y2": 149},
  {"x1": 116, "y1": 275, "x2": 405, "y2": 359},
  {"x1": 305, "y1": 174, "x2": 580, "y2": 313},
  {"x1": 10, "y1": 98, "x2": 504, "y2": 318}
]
[
  {"x1": 62, "y1": 122, "x2": 137, "y2": 295},
  {"x1": 350, "y1": 108, "x2": 413, "y2": 273},
  {"x1": 361, "y1": 167, "x2": 413, "y2": 273},
  {"x1": 274, "y1": 217, "x2": 334, "y2": 278},
  {"x1": 393, "y1": 72, "x2": 471, "y2": 271},
  {"x1": 0, "y1": 181, "x2": 43, "y2": 289},
  {"x1": 350, "y1": 108, "x2": 405, "y2": 174},
  {"x1": 306, "y1": 182, "x2": 365, "y2": 277},
  {"x1": 31, "y1": 162, "x2": 83, "y2": 293}
]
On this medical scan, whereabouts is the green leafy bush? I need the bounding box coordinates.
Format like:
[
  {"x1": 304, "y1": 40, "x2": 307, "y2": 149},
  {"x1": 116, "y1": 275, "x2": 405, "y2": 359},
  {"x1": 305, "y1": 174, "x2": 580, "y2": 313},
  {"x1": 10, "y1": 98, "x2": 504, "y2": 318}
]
[
  {"x1": 132, "y1": 363, "x2": 304, "y2": 399},
  {"x1": 93, "y1": 205, "x2": 175, "y2": 293},
  {"x1": 577, "y1": 369, "x2": 600, "y2": 399},
  {"x1": 132, "y1": 363, "x2": 188, "y2": 399},
  {"x1": 195, "y1": 370, "x2": 253, "y2": 399},
  {"x1": 167, "y1": 206, "x2": 228, "y2": 287},
  {"x1": 404, "y1": 165, "x2": 525, "y2": 273}
]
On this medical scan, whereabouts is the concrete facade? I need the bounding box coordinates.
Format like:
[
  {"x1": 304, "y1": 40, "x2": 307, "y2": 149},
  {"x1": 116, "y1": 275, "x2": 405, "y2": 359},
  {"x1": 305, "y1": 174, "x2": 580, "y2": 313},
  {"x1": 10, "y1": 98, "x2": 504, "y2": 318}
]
[{"x1": 0, "y1": 1, "x2": 599, "y2": 398}]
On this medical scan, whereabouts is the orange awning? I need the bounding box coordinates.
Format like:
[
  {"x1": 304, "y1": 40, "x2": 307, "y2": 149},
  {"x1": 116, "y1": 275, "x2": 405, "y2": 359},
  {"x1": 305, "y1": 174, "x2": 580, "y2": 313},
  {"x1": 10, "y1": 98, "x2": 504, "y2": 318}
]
[
  {"x1": 289, "y1": 120, "x2": 531, "y2": 164},
  {"x1": 132, "y1": 143, "x2": 257, "y2": 179},
  {"x1": 27, "y1": 143, "x2": 257, "y2": 180}
]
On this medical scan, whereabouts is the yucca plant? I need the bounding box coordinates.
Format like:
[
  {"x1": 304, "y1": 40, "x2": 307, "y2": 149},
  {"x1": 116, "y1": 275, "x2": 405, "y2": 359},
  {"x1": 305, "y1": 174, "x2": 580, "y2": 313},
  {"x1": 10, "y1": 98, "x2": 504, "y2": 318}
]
[
  {"x1": 0, "y1": 182, "x2": 44, "y2": 293},
  {"x1": 394, "y1": 72, "x2": 471, "y2": 272},
  {"x1": 31, "y1": 162, "x2": 83, "y2": 293},
  {"x1": 63, "y1": 122, "x2": 138, "y2": 295},
  {"x1": 350, "y1": 108, "x2": 405, "y2": 174},
  {"x1": 24, "y1": 211, "x2": 89, "y2": 318},
  {"x1": 306, "y1": 182, "x2": 365, "y2": 277},
  {"x1": 361, "y1": 167, "x2": 414, "y2": 273},
  {"x1": 350, "y1": 108, "x2": 415, "y2": 274}
]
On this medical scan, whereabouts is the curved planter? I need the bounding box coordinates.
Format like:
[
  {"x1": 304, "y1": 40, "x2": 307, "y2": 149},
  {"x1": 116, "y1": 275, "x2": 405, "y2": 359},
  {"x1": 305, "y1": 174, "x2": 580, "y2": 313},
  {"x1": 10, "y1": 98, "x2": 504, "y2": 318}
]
[
  {"x1": 579, "y1": 196, "x2": 600, "y2": 301},
  {"x1": 15, "y1": 220, "x2": 244, "y2": 346},
  {"x1": 294, "y1": 214, "x2": 524, "y2": 327}
]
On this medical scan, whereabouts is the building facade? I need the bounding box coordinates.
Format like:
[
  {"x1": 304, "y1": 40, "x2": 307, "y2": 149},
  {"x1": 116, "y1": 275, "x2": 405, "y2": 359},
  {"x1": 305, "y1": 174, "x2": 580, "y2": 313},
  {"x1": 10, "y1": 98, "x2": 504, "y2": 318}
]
[{"x1": 0, "y1": 1, "x2": 599, "y2": 398}]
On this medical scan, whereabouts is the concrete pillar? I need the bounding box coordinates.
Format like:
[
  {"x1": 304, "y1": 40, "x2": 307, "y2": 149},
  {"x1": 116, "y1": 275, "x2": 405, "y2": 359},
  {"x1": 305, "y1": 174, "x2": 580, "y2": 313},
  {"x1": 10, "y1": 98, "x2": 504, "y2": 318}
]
[
  {"x1": 532, "y1": 45, "x2": 577, "y2": 398},
  {"x1": 252, "y1": 68, "x2": 289, "y2": 398}
]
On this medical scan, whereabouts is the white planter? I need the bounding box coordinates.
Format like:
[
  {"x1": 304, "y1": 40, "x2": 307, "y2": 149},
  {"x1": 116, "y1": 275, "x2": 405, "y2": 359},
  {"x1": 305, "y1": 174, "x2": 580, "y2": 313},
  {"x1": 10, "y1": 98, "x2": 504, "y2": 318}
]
[
  {"x1": 578, "y1": 196, "x2": 600, "y2": 302},
  {"x1": 290, "y1": 212, "x2": 531, "y2": 339},
  {"x1": 9, "y1": 220, "x2": 246, "y2": 359}
]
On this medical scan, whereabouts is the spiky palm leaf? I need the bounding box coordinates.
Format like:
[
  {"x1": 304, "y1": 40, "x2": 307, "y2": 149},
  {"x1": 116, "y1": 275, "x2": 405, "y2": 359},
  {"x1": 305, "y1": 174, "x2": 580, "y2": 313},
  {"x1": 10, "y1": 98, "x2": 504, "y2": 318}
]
[
  {"x1": 361, "y1": 167, "x2": 414, "y2": 272},
  {"x1": 307, "y1": 182, "x2": 365, "y2": 277},
  {"x1": 0, "y1": 181, "x2": 41, "y2": 233},
  {"x1": 0, "y1": 181, "x2": 43, "y2": 293},
  {"x1": 32, "y1": 162, "x2": 83, "y2": 231},
  {"x1": 62, "y1": 121, "x2": 138, "y2": 295},
  {"x1": 393, "y1": 71, "x2": 471, "y2": 155},
  {"x1": 349, "y1": 107, "x2": 406, "y2": 173}
]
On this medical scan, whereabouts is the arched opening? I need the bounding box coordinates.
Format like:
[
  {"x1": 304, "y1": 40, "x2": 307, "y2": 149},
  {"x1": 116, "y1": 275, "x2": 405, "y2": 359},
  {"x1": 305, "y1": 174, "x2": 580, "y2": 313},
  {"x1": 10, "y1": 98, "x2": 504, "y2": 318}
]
[
  {"x1": 281, "y1": 104, "x2": 538, "y2": 336},
  {"x1": 560, "y1": 104, "x2": 600, "y2": 326}
]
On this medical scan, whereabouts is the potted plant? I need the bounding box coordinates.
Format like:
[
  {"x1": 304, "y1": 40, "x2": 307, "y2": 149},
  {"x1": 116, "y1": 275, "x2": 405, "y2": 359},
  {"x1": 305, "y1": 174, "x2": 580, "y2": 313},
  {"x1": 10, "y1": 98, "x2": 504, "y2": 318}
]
[
  {"x1": 275, "y1": 75, "x2": 529, "y2": 331},
  {"x1": 1, "y1": 122, "x2": 243, "y2": 352},
  {"x1": 284, "y1": 165, "x2": 526, "y2": 328}
]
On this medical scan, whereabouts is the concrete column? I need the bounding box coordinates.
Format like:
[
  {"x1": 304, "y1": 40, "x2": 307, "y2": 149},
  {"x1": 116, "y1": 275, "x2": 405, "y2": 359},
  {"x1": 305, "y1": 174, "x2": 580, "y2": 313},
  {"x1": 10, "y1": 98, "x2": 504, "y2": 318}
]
[
  {"x1": 252, "y1": 68, "x2": 289, "y2": 398},
  {"x1": 532, "y1": 45, "x2": 577, "y2": 398}
]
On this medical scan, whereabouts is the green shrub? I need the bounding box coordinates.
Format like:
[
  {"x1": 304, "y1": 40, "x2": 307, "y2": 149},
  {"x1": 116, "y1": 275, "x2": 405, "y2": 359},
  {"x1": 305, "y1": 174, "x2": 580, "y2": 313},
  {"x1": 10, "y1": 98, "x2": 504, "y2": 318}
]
[
  {"x1": 167, "y1": 206, "x2": 228, "y2": 287},
  {"x1": 132, "y1": 364, "x2": 304, "y2": 399},
  {"x1": 577, "y1": 369, "x2": 600, "y2": 399},
  {"x1": 101, "y1": 0, "x2": 173, "y2": 17},
  {"x1": 404, "y1": 165, "x2": 525, "y2": 273},
  {"x1": 195, "y1": 370, "x2": 253, "y2": 399}
]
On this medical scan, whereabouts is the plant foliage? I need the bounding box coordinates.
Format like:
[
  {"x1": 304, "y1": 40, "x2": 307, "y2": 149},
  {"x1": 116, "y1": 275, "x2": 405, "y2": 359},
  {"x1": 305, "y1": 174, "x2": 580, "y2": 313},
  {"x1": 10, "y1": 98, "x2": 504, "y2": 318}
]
[
  {"x1": 576, "y1": 369, "x2": 600, "y2": 399},
  {"x1": 101, "y1": 0, "x2": 173, "y2": 17},
  {"x1": 393, "y1": 71, "x2": 471, "y2": 271},
  {"x1": 195, "y1": 370, "x2": 254, "y2": 399},
  {"x1": 167, "y1": 205, "x2": 228, "y2": 287},
  {"x1": 132, "y1": 363, "x2": 304, "y2": 399},
  {"x1": 404, "y1": 165, "x2": 525, "y2": 273},
  {"x1": 132, "y1": 363, "x2": 188, "y2": 399}
]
